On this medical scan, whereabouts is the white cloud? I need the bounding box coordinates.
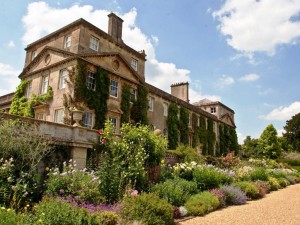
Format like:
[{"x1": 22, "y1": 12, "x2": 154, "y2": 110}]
[
  {"x1": 258, "y1": 88, "x2": 273, "y2": 96},
  {"x1": 21, "y1": 2, "x2": 213, "y2": 101},
  {"x1": 237, "y1": 131, "x2": 246, "y2": 144},
  {"x1": 0, "y1": 63, "x2": 21, "y2": 95},
  {"x1": 213, "y1": 0, "x2": 300, "y2": 54},
  {"x1": 7, "y1": 40, "x2": 15, "y2": 48},
  {"x1": 262, "y1": 101, "x2": 300, "y2": 121},
  {"x1": 189, "y1": 89, "x2": 220, "y2": 104},
  {"x1": 239, "y1": 73, "x2": 260, "y2": 82},
  {"x1": 216, "y1": 75, "x2": 235, "y2": 87}
]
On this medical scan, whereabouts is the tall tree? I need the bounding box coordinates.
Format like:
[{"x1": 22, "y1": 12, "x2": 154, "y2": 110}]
[
  {"x1": 229, "y1": 128, "x2": 239, "y2": 155},
  {"x1": 257, "y1": 124, "x2": 281, "y2": 159},
  {"x1": 284, "y1": 112, "x2": 300, "y2": 152}
]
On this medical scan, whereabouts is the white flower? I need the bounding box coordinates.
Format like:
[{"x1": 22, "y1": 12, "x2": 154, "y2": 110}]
[{"x1": 179, "y1": 206, "x2": 188, "y2": 217}]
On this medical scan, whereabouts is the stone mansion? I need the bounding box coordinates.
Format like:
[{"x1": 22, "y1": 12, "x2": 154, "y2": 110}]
[{"x1": 0, "y1": 13, "x2": 235, "y2": 166}]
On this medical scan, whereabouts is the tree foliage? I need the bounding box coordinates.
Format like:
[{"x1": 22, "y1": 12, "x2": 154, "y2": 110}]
[
  {"x1": 207, "y1": 118, "x2": 216, "y2": 155},
  {"x1": 241, "y1": 136, "x2": 258, "y2": 158},
  {"x1": 199, "y1": 117, "x2": 207, "y2": 155},
  {"x1": 167, "y1": 103, "x2": 179, "y2": 150},
  {"x1": 284, "y1": 112, "x2": 300, "y2": 152},
  {"x1": 257, "y1": 124, "x2": 281, "y2": 159}
]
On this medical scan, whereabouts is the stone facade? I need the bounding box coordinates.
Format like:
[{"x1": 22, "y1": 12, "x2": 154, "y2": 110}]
[{"x1": 0, "y1": 13, "x2": 236, "y2": 165}]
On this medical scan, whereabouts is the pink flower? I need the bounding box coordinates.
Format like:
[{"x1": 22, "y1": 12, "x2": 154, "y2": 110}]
[
  {"x1": 102, "y1": 138, "x2": 107, "y2": 144},
  {"x1": 131, "y1": 190, "x2": 138, "y2": 196},
  {"x1": 97, "y1": 130, "x2": 103, "y2": 135}
]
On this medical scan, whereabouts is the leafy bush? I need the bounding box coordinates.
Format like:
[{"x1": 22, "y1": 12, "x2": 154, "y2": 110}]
[
  {"x1": 88, "y1": 211, "x2": 119, "y2": 225},
  {"x1": 173, "y1": 145, "x2": 202, "y2": 163},
  {"x1": 173, "y1": 161, "x2": 198, "y2": 181},
  {"x1": 232, "y1": 181, "x2": 260, "y2": 200},
  {"x1": 193, "y1": 166, "x2": 233, "y2": 191},
  {"x1": 209, "y1": 188, "x2": 226, "y2": 207},
  {"x1": 220, "y1": 153, "x2": 240, "y2": 168},
  {"x1": 45, "y1": 161, "x2": 103, "y2": 204},
  {"x1": 152, "y1": 177, "x2": 197, "y2": 206},
  {"x1": 254, "y1": 181, "x2": 271, "y2": 198},
  {"x1": 267, "y1": 177, "x2": 280, "y2": 191},
  {"x1": 248, "y1": 167, "x2": 269, "y2": 181},
  {"x1": 276, "y1": 177, "x2": 289, "y2": 188},
  {"x1": 0, "y1": 207, "x2": 24, "y2": 224},
  {"x1": 30, "y1": 198, "x2": 85, "y2": 225},
  {"x1": 220, "y1": 185, "x2": 247, "y2": 205},
  {"x1": 184, "y1": 191, "x2": 220, "y2": 216},
  {"x1": 121, "y1": 193, "x2": 173, "y2": 225}
]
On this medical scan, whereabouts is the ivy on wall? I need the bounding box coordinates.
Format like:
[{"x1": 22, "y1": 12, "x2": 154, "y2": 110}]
[
  {"x1": 73, "y1": 61, "x2": 109, "y2": 129},
  {"x1": 191, "y1": 113, "x2": 199, "y2": 148},
  {"x1": 179, "y1": 107, "x2": 190, "y2": 145},
  {"x1": 130, "y1": 85, "x2": 149, "y2": 125},
  {"x1": 167, "y1": 103, "x2": 179, "y2": 150},
  {"x1": 199, "y1": 116, "x2": 207, "y2": 155},
  {"x1": 229, "y1": 127, "x2": 239, "y2": 155},
  {"x1": 120, "y1": 83, "x2": 131, "y2": 124},
  {"x1": 9, "y1": 80, "x2": 53, "y2": 118},
  {"x1": 219, "y1": 124, "x2": 226, "y2": 156},
  {"x1": 207, "y1": 118, "x2": 216, "y2": 155}
]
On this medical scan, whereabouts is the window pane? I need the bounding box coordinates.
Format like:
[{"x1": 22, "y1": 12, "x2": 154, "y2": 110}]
[
  {"x1": 59, "y1": 69, "x2": 68, "y2": 89},
  {"x1": 87, "y1": 71, "x2": 96, "y2": 90},
  {"x1": 110, "y1": 80, "x2": 118, "y2": 97},
  {"x1": 109, "y1": 117, "x2": 117, "y2": 133},
  {"x1": 54, "y1": 109, "x2": 64, "y2": 123},
  {"x1": 26, "y1": 81, "x2": 32, "y2": 98},
  {"x1": 89, "y1": 36, "x2": 99, "y2": 51},
  {"x1": 64, "y1": 36, "x2": 72, "y2": 48},
  {"x1": 41, "y1": 76, "x2": 49, "y2": 94},
  {"x1": 83, "y1": 112, "x2": 93, "y2": 128},
  {"x1": 131, "y1": 58, "x2": 138, "y2": 71}
]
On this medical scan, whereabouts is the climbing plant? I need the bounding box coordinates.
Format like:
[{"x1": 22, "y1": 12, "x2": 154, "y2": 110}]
[
  {"x1": 120, "y1": 83, "x2": 131, "y2": 124},
  {"x1": 73, "y1": 61, "x2": 110, "y2": 129},
  {"x1": 9, "y1": 80, "x2": 53, "y2": 118},
  {"x1": 199, "y1": 116, "x2": 207, "y2": 155},
  {"x1": 229, "y1": 127, "x2": 239, "y2": 155},
  {"x1": 167, "y1": 103, "x2": 179, "y2": 150},
  {"x1": 191, "y1": 113, "x2": 199, "y2": 148},
  {"x1": 207, "y1": 118, "x2": 216, "y2": 156},
  {"x1": 130, "y1": 85, "x2": 149, "y2": 125},
  {"x1": 219, "y1": 124, "x2": 226, "y2": 156},
  {"x1": 179, "y1": 107, "x2": 190, "y2": 145}
]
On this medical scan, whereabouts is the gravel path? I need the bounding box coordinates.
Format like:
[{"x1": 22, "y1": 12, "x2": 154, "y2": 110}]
[{"x1": 179, "y1": 183, "x2": 300, "y2": 225}]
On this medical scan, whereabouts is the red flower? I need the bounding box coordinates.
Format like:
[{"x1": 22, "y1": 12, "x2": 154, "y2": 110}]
[
  {"x1": 97, "y1": 129, "x2": 103, "y2": 135},
  {"x1": 102, "y1": 138, "x2": 107, "y2": 143}
]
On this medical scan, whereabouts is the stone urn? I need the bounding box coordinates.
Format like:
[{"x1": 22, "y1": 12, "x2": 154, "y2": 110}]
[{"x1": 72, "y1": 108, "x2": 83, "y2": 127}]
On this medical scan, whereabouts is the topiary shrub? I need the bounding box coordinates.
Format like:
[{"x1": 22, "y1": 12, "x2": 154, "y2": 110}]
[
  {"x1": 193, "y1": 166, "x2": 233, "y2": 191},
  {"x1": 232, "y1": 181, "x2": 260, "y2": 200},
  {"x1": 151, "y1": 177, "x2": 197, "y2": 206},
  {"x1": 220, "y1": 185, "x2": 247, "y2": 205},
  {"x1": 121, "y1": 193, "x2": 173, "y2": 225},
  {"x1": 184, "y1": 191, "x2": 220, "y2": 216}
]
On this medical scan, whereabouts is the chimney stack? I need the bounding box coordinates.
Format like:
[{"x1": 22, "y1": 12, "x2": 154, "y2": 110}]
[
  {"x1": 108, "y1": 12, "x2": 123, "y2": 43},
  {"x1": 171, "y1": 82, "x2": 189, "y2": 102}
]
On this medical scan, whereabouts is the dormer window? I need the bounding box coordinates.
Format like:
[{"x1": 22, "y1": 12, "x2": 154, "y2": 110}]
[
  {"x1": 64, "y1": 35, "x2": 72, "y2": 48},
  {"x1": 211, "y1": 107, "x2": 216, "y2": 114},
  {"x1": 31, "y1": 51, "x2": 37, "y2": 61},
  {"x1": 131, "y1": 58, "x2": 138, "y2": 71},
  {"x1": 89, "y1": 36, "x2": 99, "y2": 51}
]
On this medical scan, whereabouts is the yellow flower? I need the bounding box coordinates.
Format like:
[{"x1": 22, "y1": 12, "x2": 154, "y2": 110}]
[
  {"x1": 38, "y1": 219, "x2": 43, "y2": 223},
  {"x1": 1, "y1": 207, "x2": 5, "y2": 210},
  {"x1": 45, "y1": 167, "x2": 49, "y2": 171},
  {"x1": 42, "y1": 212, "x2": 45, "y2": 216},
  {"x1": 7, "y1": 208, "x2": 11, "y2": 212}
]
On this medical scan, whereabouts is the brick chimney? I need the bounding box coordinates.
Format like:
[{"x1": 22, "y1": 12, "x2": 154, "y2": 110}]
[
  {"x1": 171, "y1": 82, "x2": 189, "y2": 102},
  {"x1": 108, "y1": 12, "x2": 123, "y2": 43}
]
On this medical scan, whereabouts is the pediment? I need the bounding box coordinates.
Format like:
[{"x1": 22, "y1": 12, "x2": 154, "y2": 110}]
[
  {"x1": 82, "y1": 53, "x2": 143, "y2": 84},
  {"x1": 22, "y1": 47, "x2": 75, "y2": 76},
  {"x1": 220, "y1": 113, "x2": 236, "y2": 128}
]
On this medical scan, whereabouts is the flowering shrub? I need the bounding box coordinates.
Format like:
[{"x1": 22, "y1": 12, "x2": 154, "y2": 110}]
[
  {"x1": 232, "y1": 181, "x2": 260, "y2": 200},
  {"x1": 0, "y1": 158, "x2": 14, "y2": 206},
  {"x1": 121, "y1": 193, "x2": 173, "y2": 225},
  {"x1": 29, "y1": 198, "x2": 85, "y2": 225},
  {"x1": 254, "y1": 181, "x2": 271, "y2": 197},
  {"x1": 220, "y1": 153, "x2": 240, "y2": 168},
  {"x1": 235, "y1": 166, "x2": 254, "y2": 181},
  {"x1": 184, "y1": 191, "x2": 220, "y2": 216},
  {"x1": 0, "y1": 207, "x2": 24, "y2": 224},
  {"x1": 45, "y1": 160, "x2": 103, "y2": 204},
  {"x1": 267, "y1": 177, "x2": 281, "y2": 191},
  {"x1": 173, "y1": 161, "x2": 198, "y2": 181},
  {"x1": 152, "y1": 177, "x2": 197, "y2": 206},
  {"x1": 193, "y1": 165, "x2": 234, "y2": 191},
  {"x1": 248, "y1": 167, "x2": 269, "y2": 181},
  {"x1": 209, "y1": 188, "x2": 226, "y2": 207},
  {"x1": 220, "y1": 185, "x2": 247, "y2": 205}
]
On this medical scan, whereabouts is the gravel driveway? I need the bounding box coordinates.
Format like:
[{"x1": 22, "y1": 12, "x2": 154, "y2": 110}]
[{"x1": 179, "y1": 183, "x2": 300, "y2": 225}]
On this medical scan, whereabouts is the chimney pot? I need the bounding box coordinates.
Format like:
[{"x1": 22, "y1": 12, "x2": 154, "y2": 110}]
[{"x1": 108, "y1": 12, "x2": 123, "y2": 42}]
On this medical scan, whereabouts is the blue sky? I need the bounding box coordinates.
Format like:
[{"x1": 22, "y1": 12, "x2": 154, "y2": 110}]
[{"x1": 1, "y1": 0, "x2": 300, "y2": 143}]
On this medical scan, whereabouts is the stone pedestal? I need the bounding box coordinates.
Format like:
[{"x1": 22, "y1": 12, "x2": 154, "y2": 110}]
[{"x1": 71, "y1": 146, "x2": 87, "y2": 169}]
